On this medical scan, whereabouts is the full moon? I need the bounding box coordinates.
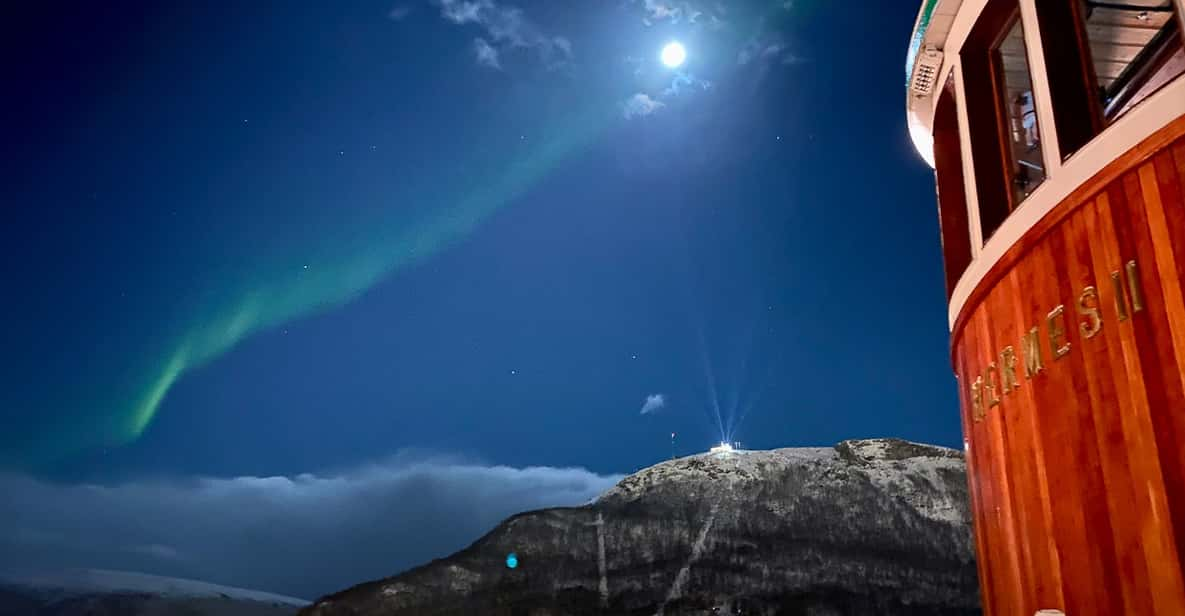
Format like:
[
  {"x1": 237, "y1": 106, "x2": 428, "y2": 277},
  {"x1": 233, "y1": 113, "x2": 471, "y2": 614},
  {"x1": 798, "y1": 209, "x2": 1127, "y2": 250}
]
[{"x1": 660, "y1": 41, "x2": 686, "y2": 68}]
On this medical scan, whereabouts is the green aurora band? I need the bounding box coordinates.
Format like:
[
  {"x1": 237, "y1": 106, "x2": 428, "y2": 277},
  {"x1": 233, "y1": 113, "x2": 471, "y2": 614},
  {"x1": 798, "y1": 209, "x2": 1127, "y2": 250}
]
[
  {"x1": 11, "y1": 104, "x2": 612, "y2": 468},
  {"x1": 8, "y1": 5, "x2": 824, "y2": 469},
  {"x1": 128, "y1": 114, "x2": 607, "y2": 439}
]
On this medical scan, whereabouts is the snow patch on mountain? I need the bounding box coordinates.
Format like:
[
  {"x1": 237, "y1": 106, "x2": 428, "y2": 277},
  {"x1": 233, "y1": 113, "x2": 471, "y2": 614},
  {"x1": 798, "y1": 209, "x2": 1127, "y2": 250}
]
[
  {"x1": 598, "y1": 446, "x2": 834, "y2": 503},
  {"x1": 599, "y1": 438, "x2": 965, "y2": 524},
  {"x1": 838, "y1": 438, "x2": 967, "y2": 524}
]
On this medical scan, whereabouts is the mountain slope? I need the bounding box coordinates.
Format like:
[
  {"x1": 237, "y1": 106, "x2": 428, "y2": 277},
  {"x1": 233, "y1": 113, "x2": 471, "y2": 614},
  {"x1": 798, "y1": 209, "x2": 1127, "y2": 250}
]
[{"x1": 302, "y1": 438, "x2": 980, "y2": 615}]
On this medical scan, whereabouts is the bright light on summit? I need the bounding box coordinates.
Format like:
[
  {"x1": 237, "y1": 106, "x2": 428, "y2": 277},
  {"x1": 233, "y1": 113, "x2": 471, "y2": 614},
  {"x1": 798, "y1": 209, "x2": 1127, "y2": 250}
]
[
  {"x1": 709, "y1": 442, "x2": 734, "y2": 454},
  {"x1": 661, "y1": 41, "x2": 686, "y2": 68}
]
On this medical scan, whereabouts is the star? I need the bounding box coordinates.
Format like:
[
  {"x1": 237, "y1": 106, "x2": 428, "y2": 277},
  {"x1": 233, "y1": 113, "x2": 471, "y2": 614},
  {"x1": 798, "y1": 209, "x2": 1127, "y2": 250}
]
[
  {"x1": 631, "y1": 354, "x2": 637, "y2": 360},
  {"x1": 303, "y1": 264, "x2": 309, "y2": 269},
  {"x1": 510, "y1": 369, "x2": 517, "y2": 375}
]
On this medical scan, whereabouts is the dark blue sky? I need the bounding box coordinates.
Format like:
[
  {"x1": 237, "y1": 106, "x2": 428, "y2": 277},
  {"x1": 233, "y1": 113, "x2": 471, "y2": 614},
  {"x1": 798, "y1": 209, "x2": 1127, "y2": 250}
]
[
  {"x1": 1, "y1": 0, "x2": 957, "y2": 595},
  {"x1": 3, "y1": 0, "x2": 955, "y2": 480}
]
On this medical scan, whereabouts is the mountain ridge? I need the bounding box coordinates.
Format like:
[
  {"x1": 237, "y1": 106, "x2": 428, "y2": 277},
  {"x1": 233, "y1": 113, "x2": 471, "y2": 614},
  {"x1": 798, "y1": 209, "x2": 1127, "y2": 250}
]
[{"x1": 303, "y1": 438, "x2": 980, "y2": 615}]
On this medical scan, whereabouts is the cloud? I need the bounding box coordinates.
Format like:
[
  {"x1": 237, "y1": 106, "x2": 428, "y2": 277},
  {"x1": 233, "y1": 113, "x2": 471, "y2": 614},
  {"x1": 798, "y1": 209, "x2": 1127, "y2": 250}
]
[
  {"x1": 735, "y1": 17, "x2": 806, "y2": 69},
  {"x1": 438, "y1": 0, "x2": 486, "y2": 23},
  {"x1": 473, "y1": 37, "x2": 501, "y2": 69},
  {"x1": 739, "y1": 41, "x2": 788, "y2": 66},
  {"x1": 634, "y1": 0, "x2": 725, "y2": 28},
  {"x1": 622, "y1": 93, "x2": 666, "y2": 119},
  {"x1": 620, "y1": 70, "x2": 708, "y2": 120},
  {"x1": 639, "y1": 393, "x2": 666, "y2": 414},
  {"x1": 434, "y1": 0, "x2": 571, "y2": 69},
  {"x1": 624, "y1": 55, "x2": 645, "y2": 77},
  {"x1": 0, "y1": 457, "x2": 621, "y2": 600},
  {"x1": 553, "y1": 36, "x2": 572, "y2": 57},
  {"x1": 733, "y1": 36, "x2": 807, "y2": 96},
  {"x1": 663, "y1": 72, "x2": 712, "y2": 97},
  {"x1": 642, "y1": 0, "x2": 681, "y2": 22},
  {"x1": 388, "y1": 4, "x2": 413, "y2": 20}
]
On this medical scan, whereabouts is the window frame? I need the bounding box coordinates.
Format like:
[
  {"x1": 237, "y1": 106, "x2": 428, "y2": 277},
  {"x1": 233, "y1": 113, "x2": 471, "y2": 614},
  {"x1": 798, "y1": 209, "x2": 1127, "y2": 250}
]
[{"x1": 934, "y1": 74, "x2": 974, "y2": 299}]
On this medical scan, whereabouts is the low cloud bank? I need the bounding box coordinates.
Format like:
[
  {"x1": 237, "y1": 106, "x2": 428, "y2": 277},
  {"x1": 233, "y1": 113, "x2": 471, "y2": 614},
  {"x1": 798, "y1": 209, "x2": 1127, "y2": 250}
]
[{"x1": 0, "y1": 457, "x2": 621, "y2": 599}]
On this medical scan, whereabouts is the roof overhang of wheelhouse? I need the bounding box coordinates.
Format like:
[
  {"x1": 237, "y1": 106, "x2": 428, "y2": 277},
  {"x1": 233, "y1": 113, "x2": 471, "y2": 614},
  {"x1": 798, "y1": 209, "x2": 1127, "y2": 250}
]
[{"x1": 906, "y1": 0, "x2": 965, "y2": 167}]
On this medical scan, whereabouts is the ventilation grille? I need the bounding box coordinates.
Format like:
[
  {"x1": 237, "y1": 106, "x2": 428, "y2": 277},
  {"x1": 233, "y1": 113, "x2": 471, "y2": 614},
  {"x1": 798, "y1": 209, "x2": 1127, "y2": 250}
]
[{"x1": 910, "y1": 47, "x2": 944, "y2": 98}]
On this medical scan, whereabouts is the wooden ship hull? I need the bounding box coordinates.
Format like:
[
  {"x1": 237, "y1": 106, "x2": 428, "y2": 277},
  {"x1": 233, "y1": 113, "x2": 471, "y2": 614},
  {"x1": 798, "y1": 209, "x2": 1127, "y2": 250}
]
[
  {"x1": 955, "y1": 115, "x2": 1185, "y2": 615},
  {"x1": 908, "y1": 0, "x2": 1185, "y2": 613}
]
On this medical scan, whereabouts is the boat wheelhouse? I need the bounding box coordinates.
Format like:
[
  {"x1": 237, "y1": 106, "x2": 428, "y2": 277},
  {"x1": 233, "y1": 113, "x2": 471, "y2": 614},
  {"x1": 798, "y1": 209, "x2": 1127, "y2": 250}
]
[{"x1": 906, "y1": 1, "x2": 1185, "y2": 614}]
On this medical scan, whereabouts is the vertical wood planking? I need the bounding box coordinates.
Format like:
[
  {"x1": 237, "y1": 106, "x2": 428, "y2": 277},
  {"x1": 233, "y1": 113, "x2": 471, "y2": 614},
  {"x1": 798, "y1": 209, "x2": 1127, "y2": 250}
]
[
  {"x1": 982, "y1": 280, "x2": 1026, "y2": 616},
  {"x1": 1148, "y1": 151, "x2": 1185, "y2": 585},
  {"x1": 951, "y1": 124, "x2": 1185, "y2": 615},
  {"x1": 999, "y1": 269, "x2": 1037, "y2": 611},
  {"x1": 1091, "y1": 191, "x2": 1157, "y2": 616}
]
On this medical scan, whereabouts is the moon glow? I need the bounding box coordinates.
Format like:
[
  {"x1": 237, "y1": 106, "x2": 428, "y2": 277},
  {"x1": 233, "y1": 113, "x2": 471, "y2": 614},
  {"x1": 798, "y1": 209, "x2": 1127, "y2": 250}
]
[{"x1": 661, "y1": 42, "x2": 686, "y2": 68}]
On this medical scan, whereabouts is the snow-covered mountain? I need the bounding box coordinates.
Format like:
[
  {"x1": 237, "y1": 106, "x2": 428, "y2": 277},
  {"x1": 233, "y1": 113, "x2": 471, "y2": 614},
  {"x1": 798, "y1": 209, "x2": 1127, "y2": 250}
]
[
  {"x1": 302, "y1": 438, "x2": 981, "y2": 615},
  {"x1": 0, "y1": 568, "x2": 307, "y2": 615}
]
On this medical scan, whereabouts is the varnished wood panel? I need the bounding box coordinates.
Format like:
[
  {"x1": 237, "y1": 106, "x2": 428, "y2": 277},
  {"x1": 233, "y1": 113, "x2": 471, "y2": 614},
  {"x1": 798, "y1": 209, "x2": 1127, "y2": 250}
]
[{"x1": 952, "y1": 115, "x2": 1185, "y2": 615}]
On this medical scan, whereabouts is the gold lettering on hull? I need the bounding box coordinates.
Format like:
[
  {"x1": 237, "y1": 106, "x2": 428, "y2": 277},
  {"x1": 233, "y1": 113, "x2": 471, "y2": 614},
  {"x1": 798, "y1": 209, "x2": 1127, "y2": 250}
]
[
  {"x1": 1048, "y1": 305, "x2": 1071, "y2": 360},
  {"x1": 985, "y1": 363, "x2": 1001, "y2": 408},
  {"x1": 1127, "y1": 260, "x2": 1145, "y2": 313},
  {"x1": 1112, "y1": 271, "x2": 1129, "y2": 321},
  {"x1": 964, "y1": 259, "x2": 1148, "y2": 424},
  {"x1": 1078, "y1": 286, "x2": 1102, "y2": 339},
  {"x1": 999, "y1": 346, "x2": 1019, "y2": 393},
  {"x1": 1023, "y1": 327, "x2": 1044, "y2": 379},
  {"x1": 972, "y1": 376, "x2": 985, "y2": 423}
]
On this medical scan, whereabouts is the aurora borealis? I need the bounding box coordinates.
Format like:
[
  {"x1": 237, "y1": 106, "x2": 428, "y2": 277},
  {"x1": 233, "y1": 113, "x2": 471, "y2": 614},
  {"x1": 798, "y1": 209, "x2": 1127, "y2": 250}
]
[
  {"x1": 7, "y1": 94, "x2": 610, "y2": 466},
  {"x1": 4, "y1": 0, "x2": 960, "y2": 483},
  {"x1": 0, "y1": 0, "x2": 978, "y2": 597},
  {"x1": 120, "y1": 109, "x2": 610, "y2": 445}
]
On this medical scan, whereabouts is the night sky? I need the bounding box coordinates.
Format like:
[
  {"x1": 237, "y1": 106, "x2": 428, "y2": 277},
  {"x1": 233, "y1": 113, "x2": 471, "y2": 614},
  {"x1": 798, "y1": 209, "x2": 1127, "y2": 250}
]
[{"x1": 1, "y1": 0, "x2": 957, "y2": 599}]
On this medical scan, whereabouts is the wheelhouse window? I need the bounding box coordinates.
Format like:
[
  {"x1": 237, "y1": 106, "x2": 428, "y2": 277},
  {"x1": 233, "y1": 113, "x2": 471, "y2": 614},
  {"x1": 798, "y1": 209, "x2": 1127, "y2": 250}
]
[
  {"x1": 997, "y1": 18, "x2": 1047, "y2": 203},
  {"x1": 1080, "y1": 0, "x2": 1184, "y2": 121},
  {"x1": 1034, "y1": 0, "x2": 1184, "y2": 158},
  {"x1": 961, "y1": 0, "x2": 1046, "y2": 240}
]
